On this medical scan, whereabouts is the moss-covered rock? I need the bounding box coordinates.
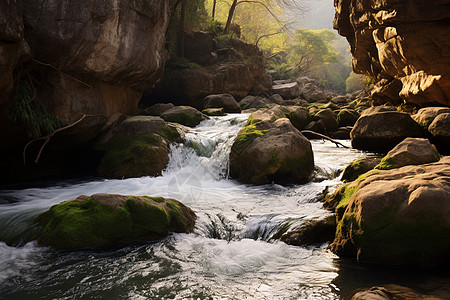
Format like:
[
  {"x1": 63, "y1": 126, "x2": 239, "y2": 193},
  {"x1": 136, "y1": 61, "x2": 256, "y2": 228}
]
[
  {"x1": 337, "y1": 108, "x2": 360, "y2": 127},
  {"x1": 374, "y1": 137, "x2": 440, "y2": 170},
  {"x1": 95, "y1": 116, "x2": 182, "y2": 179},
  {"x1": 282, "y1": 106, "x2": 312, "y2": 131},
  {"x1": 34, "y1": 193, "x2": 196, "y2": 249},
  {"x1": 161, "y1": 106, "x2": 207, "y2": 127},
  {"x1": 412, "y1": 107, "x2": 450, "y2": 129},
  {"x1": 229, "y1": 107, "x2": 314, "y2": 184},
  {"x1": 341, "y1": 157, "x2": 382, "y2": 182},
  {"x1": 329, "y1": 157, "x2": 450, "y2": 265}
]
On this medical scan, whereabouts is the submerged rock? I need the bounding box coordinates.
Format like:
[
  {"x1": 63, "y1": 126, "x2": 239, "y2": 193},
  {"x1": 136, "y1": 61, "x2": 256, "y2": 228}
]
[
  {"x1": 329, "y1": 157, "x2": 450, "y2": 265},
  {"x1": 161, "y1": 106, "x2": 207, "y2": 127},
  {"x1": 229, "y1": 107, "x2": 314, "y2": 185},
  {"x1": 375, "y1": 138, "x2": 440, "y2": 170},
  {"x1": 35, "y1": 193, "x2": 196, "y2": 249},
  {"x1": 350, "y1": 107, "x2": 423, "y2": 152},
  {"x1": 281, "y1": 215, "x2": 336, "y2": 246}
]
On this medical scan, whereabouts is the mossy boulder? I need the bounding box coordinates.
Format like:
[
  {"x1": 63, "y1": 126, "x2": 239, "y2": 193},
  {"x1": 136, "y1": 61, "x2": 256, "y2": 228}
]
[
  {"x1": 96, "y1": 116, "x2": 182, "y2": 179},
  {"x1": 329, "y1": 157, "x2": 450, "y2": 265},
  {"x1": 142, "y1": 103, "x2": 175, "y2": 116},
  {"x1": 282, "y1": 106, "x2": 312, "y2": 131},
  {"x1": 337, "y1": 108, "x2": 360, "y2": 127},
  {"x1": 229, "y1": 107, "x2": 314, "y2": 184},
  {"x1": 350, "y1": 106, "x2": 423, "y2": 152},
  {"x1": 315, "y1": 108, "x2": 339, "y2": 133},
  {"x1": 203, "y1": 93, "x2": 241, "y2": 113},
  {"x1": 428, "y1": 113, "x2": 450, "y2": 154},
  {"x1": 161, "y1": 106, "x2": 207, "y2": 127},
  {"x1": 375, "y1": 137, "x2": 440, "y2": 170},
  {"x1": 341, "y1": 157, "x2": 382, "y2": 182},
  {"x1": 34, "y1": 193, "x2": 197, "y2": 249}
]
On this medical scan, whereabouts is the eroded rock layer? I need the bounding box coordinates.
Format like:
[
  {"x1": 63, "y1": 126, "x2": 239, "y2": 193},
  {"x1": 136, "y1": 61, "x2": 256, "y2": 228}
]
[{"x1": 334, "y1": 0, "x2": 450, "y2": 106}]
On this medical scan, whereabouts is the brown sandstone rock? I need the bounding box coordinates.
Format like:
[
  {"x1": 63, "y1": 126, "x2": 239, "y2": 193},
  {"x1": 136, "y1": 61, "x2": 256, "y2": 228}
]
[
  {"x1": 412, "y1": 107, "x2": 450, "y2": 129},
  {"x1": 428, "y1": 113, "x2": 450, "y2": 154},
  {"x1": 352, "y1": 284, "x2": 441, "y2": 300},
  {"x1": 329, "y1": 157, "x2": 450, "y2": 266},
  {"x1": 334, "y1": 0, "x2": 450, "y2": 106},
  {"x1": 203, "y1": 93, "x2": 241, "y2": 113}
]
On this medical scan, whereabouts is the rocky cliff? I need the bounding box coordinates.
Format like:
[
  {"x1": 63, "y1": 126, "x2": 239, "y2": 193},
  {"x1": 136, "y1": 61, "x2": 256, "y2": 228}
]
[
  {"x1": 334, "y1": 0, "x2": 450, "y2": 107},
  {"x1": 0, "y1": 0, "x2": 170, "y2": 182}
]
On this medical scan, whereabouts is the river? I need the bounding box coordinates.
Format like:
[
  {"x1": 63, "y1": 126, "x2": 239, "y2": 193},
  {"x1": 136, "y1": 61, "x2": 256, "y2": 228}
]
[{"x1": 1, "y1": 114, "x2": 449, "y2": 299}]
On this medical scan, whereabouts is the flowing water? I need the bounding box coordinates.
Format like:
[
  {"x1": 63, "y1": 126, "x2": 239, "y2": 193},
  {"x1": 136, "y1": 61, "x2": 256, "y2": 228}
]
[{"x1": 1, "y1": 114, "x2": 449, "y2": 299}]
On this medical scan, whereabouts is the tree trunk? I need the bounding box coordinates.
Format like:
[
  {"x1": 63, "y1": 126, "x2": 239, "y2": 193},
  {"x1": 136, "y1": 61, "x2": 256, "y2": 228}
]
[
  {"x1": 177, "y1": 0, "x2": 186, "y2": 57},
  {"x1": 212, "y1": 0, "x2": 217, "y2": 20},
  {"x1": 224, "y1": 0, "x2": 238, "y2": 34}
]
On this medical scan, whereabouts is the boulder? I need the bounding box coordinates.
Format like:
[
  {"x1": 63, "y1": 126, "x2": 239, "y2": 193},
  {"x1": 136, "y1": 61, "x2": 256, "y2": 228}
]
[
  {"x1": 203, "y1": 93, "x2": 241, "y2": 113},
  {"x1": 428, "y1": 113, "x2": 450, "y2": 154},
  {"x1": 375, "y1": 138, "x2": 440, "y2": 170},
  {"x1": 315, "y1": 108, "x2": 339, "y2": 133},
  {"x1": 329, "y1": 157, "x2": 450, "y2": 265},
  {"x1": 341, "y1": 157, "x2": 382, "y2": 183},
  {"x1": 282, "y1": 106, "x2": 312, "y2": 131},
  {"x1": 350, "y1": 107, "x2": 423, "y2": 152},
  {"x1": 270, "y1": 82, "x2": 300, "y2": 99},
  {"x1": 333, "y1": 0, "x2": 450, "y2": 106},
  {"x1": 269, "y1": 94, "x2": 284, "y2": 104},
  {"x1": 412, "y1": 107, "x2": 450, "y2": 129},
  {"x1": 280, "y1": 215, "x2": 336, "y2": 246},
  {"x1": 143, "y1": 103, "x2": 175, "y2": 116},
  {"x1": 331, "y1": 126, "x2": 353, "y2": 139},
  {"x1": 337, "y1": 109, "x2": 360, "y2": 127},
  {"x1": 202, "y1": 107, "x2": 226, "y2": 116},
  {"x1": 239, "y1": 95, "x2": 271, "y2": 110},
  {"x1": 301, "y1": 84, "x2": 327, "y2": 102},
  {"x1": 96, "y1": 116, "x2": 181, "y2": 179},
  {"x1": 161, "y1": 106, "x2": 207, "y2": 127},
  {"x1": 34, "y1": 193, "x2": 196, "y2": 249},
  {"x1": 229, "y1": 108, "x2": 314, "y2": 185}
]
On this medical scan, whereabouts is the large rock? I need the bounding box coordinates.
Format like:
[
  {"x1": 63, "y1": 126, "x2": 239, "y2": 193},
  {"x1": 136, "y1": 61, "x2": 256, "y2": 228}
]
[
  {"x1": 142, "y1": 103, "x2": 175, "y2": 116},
  {"x1": 239, "y1": 95, "x2": 271, "y2": 110},
  {"x1": 428, "y1": 113, "x2": 450, "y2": 154},
  {"x1": 341, "y1": 157, "x2": 382, "y2": 183},
  {"x1": 352, "y1": 285, "x2": 441, "y2": 300},
  {"x1": 96, "y1": 116, "x2": 181, "y2": 179},
  {"x1": 334, "y1": 0, "x2": 450, "y2": 106},
  {"x1": 375, "y1": 138, "x2": 440, "y2": 170},
  {"x1": 229, "y1": 107, "x2": 314, "y2": 184},
  {"x1": 350, "y1": 107, "x2": 423, "y2": 152},
  {"x1": 283, "y1": 106, "x2": 312, "y2": 131},
  {"x1": 161, "y1": 106, "x2": 207, "y2": 127},
  {"x1": 270, "y1": 82, "x2": 300, "y2": 99},
  {"x1": 0, "y1": 0, "x2": 171, "y2": 183},
  {"x1": 183, "y1": 31, "x2": 216, "y2": 66},
  {"x1": 315, "y1": 108, "x2": 339, "y2": 133},
  {"x1": 203, "y1": 93, "x2": 241, "y2": 113},
  {"x1": 412, "y1": 107, "x2": 450, "y2": 129},
  {"x1": 337, "y1": 108, "x2": 360, "y2": 127},
  {"x1": 280, "y1": 215, "x2": 336, "y2": 246},
  {"x1": 35, "y1": 193, "x2": 196, "y2": 249},
  {"x1": 329, "y1": 157, "x2": 450, "y2": 265}
]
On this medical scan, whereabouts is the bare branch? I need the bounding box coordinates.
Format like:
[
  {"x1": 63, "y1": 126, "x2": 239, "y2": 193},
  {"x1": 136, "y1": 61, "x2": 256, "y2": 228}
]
[
  {"x1": 33, "y1": 59, "x2": 93, "y2": 88},
  {"x1": 301, "y1": 130, "x2": 350, "y2": 148},
  {"x1": 23, "y1": 114, "x2": 107, "y2": 165}
]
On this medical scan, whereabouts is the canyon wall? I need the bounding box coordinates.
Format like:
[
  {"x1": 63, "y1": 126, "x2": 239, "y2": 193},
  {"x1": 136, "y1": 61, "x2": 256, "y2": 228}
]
[{"x1": 334, "y1": 0, "x2": 450, "y2": 106}]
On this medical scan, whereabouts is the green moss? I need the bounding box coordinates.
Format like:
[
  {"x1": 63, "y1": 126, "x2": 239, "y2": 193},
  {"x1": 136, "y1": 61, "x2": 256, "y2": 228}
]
[
  {"x1": 157, "y1": 124, "x2": 180, "y2": 141},
  {"x1": 161, "y1": 109, "x2": 203, "y2": 127},
  {"x1": 232, "y1": 123, "x2": 266, "y2": 154},
  {"x1": 307, "y1": 104, "x2": 327, "y2": 110},
  {"x1": 36, "y1": 197, "x2": 132, "y2": 249},
  {"x1": 35, "y1": 196, "x2": 196, "y2": 249},
  {"x1": 375, "y1": 156, "x2": 399, "y2": 170}
]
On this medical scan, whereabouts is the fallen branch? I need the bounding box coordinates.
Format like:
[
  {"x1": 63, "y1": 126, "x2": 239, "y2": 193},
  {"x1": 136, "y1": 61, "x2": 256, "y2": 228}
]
[
  {"x1": 23, "y1": 114, "x2": 107, "y2": 165},
  {"x1": 300, "y1": 130, "x2": 350, "y2": 148},
  {"x1": 33, "y1": 59, "x2": 93, "y2": 88}
]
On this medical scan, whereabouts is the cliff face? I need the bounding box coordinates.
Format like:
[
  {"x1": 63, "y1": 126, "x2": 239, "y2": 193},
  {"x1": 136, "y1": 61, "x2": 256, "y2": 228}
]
[
  {"x1": 334, "y1": 0, "x2": 450, "y2": 106},
  {"x1": 0, "y1": 0, "x2": 170, "y2": 181}
]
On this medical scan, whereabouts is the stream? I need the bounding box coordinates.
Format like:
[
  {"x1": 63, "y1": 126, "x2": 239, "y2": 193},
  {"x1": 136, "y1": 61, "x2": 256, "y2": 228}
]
[{"x1": 1, "y1": 114, "x2": 449, "y2": 299}]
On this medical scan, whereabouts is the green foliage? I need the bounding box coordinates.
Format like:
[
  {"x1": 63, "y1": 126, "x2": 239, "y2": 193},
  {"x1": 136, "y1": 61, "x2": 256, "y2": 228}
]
[
  {"x1": 9, "y1": 81, "x2": 64, "y2": 138},
  {"x1": 346, "y1": 71, "x2": 366, "y2": 93}
]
